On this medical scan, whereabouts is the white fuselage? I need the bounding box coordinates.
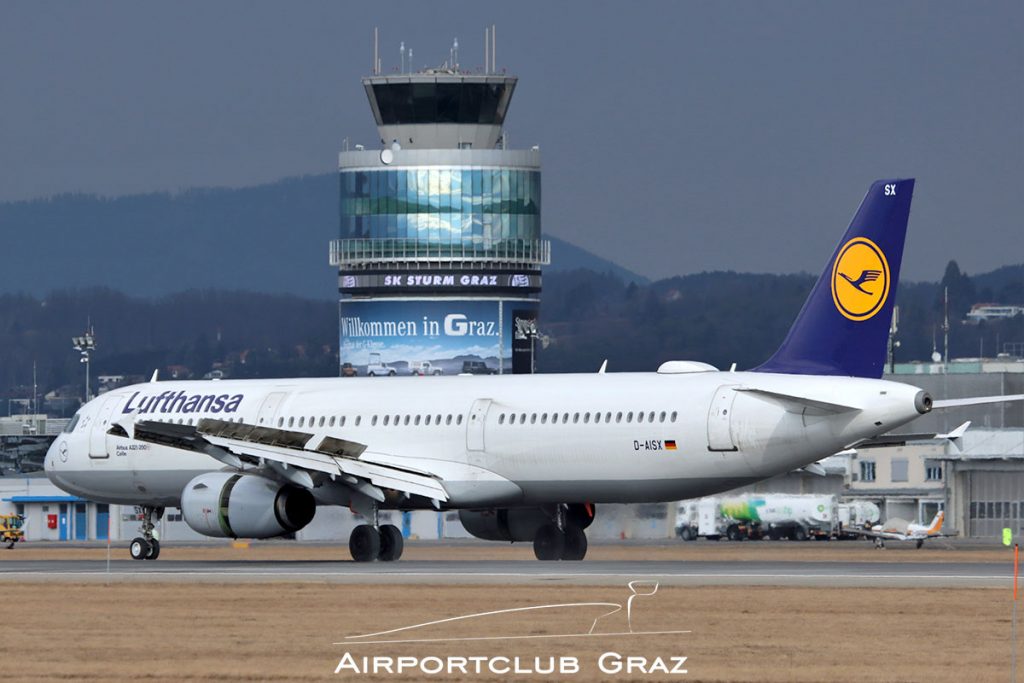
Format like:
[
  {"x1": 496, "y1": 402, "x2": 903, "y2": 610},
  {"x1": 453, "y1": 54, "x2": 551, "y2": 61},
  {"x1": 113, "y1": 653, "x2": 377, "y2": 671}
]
[{"x1": 45, "y1": 369, "x2": 927, "y2": 509}]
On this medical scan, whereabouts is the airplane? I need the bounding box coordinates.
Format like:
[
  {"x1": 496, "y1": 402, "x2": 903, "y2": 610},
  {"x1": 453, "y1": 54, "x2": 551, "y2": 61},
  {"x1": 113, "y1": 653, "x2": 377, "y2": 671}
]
[
  {"x1": 44, "y1": 179, "x2": 1024, "y2": 562},
  {"x1": 845, "y1": 511, "x2": 949, "y2": 548}
]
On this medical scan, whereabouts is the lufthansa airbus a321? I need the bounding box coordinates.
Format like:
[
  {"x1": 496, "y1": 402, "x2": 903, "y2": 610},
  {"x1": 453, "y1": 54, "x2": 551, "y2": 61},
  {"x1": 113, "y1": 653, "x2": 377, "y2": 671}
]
[{"x1": 45, "y1": 180, "x2": 1023, "y2": 561}]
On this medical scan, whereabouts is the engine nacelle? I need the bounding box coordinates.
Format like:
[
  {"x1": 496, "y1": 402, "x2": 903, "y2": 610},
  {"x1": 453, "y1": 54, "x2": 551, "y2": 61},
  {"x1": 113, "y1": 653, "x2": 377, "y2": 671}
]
[{"x1": 181, "y1": 472, "x2": 316, "y2": 539}]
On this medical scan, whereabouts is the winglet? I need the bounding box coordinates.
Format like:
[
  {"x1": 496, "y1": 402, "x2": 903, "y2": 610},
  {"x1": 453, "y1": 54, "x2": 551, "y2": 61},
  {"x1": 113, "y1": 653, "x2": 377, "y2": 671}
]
[
  {"x1": 939, "y1": 421, "x2": 970, "y2": 453},
  {"x1": 598, "y1": 360, "x2": 608, "y2": 374},
  {"x1": 150, "y1": 369, "x2": 159, "y2": 383}
]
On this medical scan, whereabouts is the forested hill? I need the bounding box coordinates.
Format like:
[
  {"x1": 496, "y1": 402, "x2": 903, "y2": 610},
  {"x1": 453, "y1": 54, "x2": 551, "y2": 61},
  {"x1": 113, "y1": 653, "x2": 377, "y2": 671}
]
[
  {"x1": 0, "y1": 174, "x2": 645, "y2": 299},
  {"x1": 1, "y1": 260, "x2": 1019, "y2": 408}
]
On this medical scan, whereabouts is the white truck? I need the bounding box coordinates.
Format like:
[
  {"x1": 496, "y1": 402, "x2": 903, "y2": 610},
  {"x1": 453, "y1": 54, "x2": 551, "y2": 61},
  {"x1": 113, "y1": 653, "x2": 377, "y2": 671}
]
[
  {"x1": 675, "y1": 494, "x2": 881, "y2": 541},
  {"x1": 366, "y1": 352, "x2": 397, "y2": 377},
  {"x1": 410, "y1": 361, "x2": 443, "y2": 376}
]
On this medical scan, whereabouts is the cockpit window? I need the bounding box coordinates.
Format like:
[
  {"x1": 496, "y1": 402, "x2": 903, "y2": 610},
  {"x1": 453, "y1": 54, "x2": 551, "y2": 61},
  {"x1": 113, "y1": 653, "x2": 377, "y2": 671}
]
[{"x1": 63, "y1": 413, "x2": 81, "y2": 433}]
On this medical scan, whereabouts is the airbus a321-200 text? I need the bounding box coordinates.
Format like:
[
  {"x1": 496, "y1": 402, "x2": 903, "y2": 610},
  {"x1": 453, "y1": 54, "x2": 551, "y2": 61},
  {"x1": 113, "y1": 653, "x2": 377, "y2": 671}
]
[{"x1": 45, "y1": 179, "x2": 1023, "y2": 562}]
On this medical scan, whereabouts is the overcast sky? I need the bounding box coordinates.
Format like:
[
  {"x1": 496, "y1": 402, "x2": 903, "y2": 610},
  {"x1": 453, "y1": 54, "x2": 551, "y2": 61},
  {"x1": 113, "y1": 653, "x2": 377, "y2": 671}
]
[{"x1": 1, "y1": 2, "x2": 1021, "y2": 282}]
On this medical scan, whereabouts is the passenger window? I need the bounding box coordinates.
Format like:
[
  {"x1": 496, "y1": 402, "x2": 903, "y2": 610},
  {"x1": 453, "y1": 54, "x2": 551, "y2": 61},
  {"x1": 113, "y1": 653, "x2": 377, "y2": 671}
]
[
  {"x1": 594, "y1": 413, "x2": 601, "y2": 424},
  {"x1": 341, "y1": 416, "x2": 347, "y2": 427},
  {"x1": 499, "y1": 414, "x2": 505, "y2": 425},
  {"x1": 288, "y1": 417, "x2": 295, "y2": 427},
  {"x1": 383, "y1": 415, "x2": 390, "y2": 426},
  {"x1": 355, "y1": 416, "x2": 361, "y2": 426},
  {"x1": 606, "y1": 412, "x2": 613, "y2": 423},
  {"x1": 648, "y1": 411, "x2": 655, "y2": 423},
  {"x1": 319, "y1": 416, "x2": 326, "y2": 427},
  {"x1": 436, "y1": 414, "x2": 442, "y2": 425},
  {"x1": 573, "y1": 413, "x2": 580, "y2": 423},
  {"x1": 671, "y1": 411, "x2": 678, "y2": 422},
  {"x1": 584, "y1": 413, "x2": 590, "y2": 423},
  {"x1": 424, "y1": 415, "x2": 431, "y2": 426},
  {"x1": 446, "y1": 415, "x2": 452, "y2": 425},
  {"x1": 530, "y1": 414, "x2": 537, "y2": 424},
  {"x1": 456, "y1": 415, "x2": 463, "y2": 425},
  {"x1": 277, "y1": 417, "x2": 283, "y2": 427},
  {"x1": 415, "y1": 415, "x2": 421, "y2": 426},
  {"x1": 627, "y1": 412, "x2": 634, "y2": 423},
  {"x1": 561, "y1": 413, "x2": 569, "y2": 424},
  {"x1": 616, "y1": 412, "x2": 623, "y2": 423},
  {"x1": 329, "y1": 416, "x2": 335, "y2": 427},
  {"x1": 520, "y1": 413, "x2": 527, "y2": 424},
  {"x1": 659, "y1": 411, "x2": 666, "y2": 423},
  {"x1": 371, "y1": 415, "x2": 378, "y2": 426},
  {"x1": 541, "y1": 413, "x2": 548, "y2": 424},
  {"x1": 637, "y1": 412, "x2": 644, "y2": 423},
  {"x1": 404, "y1": 415, "x2": 410, "y2": 426}
]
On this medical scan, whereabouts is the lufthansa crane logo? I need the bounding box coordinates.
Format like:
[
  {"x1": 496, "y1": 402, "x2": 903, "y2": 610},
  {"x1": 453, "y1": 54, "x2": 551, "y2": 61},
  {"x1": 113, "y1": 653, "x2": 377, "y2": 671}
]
[{"x1": 831, "y1": 237, "x2": 890, "y2": 321}]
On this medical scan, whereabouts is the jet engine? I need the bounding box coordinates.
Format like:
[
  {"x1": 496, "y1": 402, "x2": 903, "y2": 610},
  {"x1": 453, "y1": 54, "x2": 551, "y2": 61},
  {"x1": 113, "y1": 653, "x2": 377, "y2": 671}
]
[
  {"x1": 459, "y1": 504, "x2": 595, "y2": 542},
  {"x1": 181, "y1": 472, "x2": 316, "y2": 539}
]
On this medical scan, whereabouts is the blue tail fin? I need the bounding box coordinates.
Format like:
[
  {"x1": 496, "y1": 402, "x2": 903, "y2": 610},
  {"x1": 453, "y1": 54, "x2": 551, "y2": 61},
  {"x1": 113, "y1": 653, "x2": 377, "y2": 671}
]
[{"x1": 754, "y1": 179, "x2": 915, "y2": 378}]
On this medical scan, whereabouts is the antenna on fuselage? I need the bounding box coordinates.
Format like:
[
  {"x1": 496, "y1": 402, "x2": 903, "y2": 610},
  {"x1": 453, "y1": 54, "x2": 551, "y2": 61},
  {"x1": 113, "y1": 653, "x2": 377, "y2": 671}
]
[
  {"x1": 598, "y1": 360, "x2": 608, "y2": 374},
  {"x1": 150, "y1": 369, "x2": 159, "y2": 383}
]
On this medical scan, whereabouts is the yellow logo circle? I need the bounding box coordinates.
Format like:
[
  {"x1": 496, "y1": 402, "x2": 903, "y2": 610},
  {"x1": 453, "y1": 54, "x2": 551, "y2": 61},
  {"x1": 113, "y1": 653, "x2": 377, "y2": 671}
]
[{"x1": 831, "y1": 237, "x2": 890, "y2": 321}]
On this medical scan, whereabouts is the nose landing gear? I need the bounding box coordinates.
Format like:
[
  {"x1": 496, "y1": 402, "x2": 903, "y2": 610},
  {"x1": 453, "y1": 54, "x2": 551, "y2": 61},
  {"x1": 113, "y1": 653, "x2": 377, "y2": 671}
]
[{"x1": 129, "y1": 505, "x2": 163, "y2": 560}]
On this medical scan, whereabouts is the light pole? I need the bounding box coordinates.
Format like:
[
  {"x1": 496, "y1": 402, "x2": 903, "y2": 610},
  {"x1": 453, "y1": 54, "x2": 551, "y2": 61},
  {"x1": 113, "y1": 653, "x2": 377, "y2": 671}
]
[{"x1": 72, "y1": 329, "x2": 96, "y2": 402}]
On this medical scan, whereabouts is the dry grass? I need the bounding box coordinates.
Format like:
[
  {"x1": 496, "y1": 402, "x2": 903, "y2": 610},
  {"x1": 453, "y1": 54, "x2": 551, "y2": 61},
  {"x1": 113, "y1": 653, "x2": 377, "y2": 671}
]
[{"x1": 5, "y1": 582, "x2": 1020, "y2": 682}]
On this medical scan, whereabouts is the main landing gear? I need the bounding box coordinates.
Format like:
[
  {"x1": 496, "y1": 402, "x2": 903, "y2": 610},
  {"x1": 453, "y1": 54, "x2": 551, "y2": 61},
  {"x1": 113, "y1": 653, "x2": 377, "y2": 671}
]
[
  {"x1": 348, "y1": 507, "x2": 404, "y2": 562},
  {"x1": 533, "y1": 505, "x2": 589, "y2": 561},
  {"x1": 130, "y1": 505, "x2": 163, "y2": 561}
]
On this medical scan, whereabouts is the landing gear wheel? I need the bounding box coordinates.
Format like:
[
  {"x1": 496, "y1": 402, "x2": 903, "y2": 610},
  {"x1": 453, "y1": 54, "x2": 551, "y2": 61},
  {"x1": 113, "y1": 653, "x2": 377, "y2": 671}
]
[
  {"x1": 561, "y1": 525, "x2": 588, "y2": 561},
  {"x1": 533, "y1": 524, "x2": 564, "y2": 561},
  {"x1": 378, "y1": 524, "x2": 404, "y2": 562},
  {"x1": 680, "y1": 526, "x2": 695, "y2": 541},
  {"x1": 915, "y1": 539, "x2": 924, "y2": 549},
  {"x1": 145, "y1": 539, "x2": 161, "y2": 560},
  {"x1": 349, "y1": 524, "x2": 381, "y2": 562},
  {"x1": 727, "y1": 525, "x2": 744, "y2": 541},
  {"x1": 791, "y1": 526, "x2": 808, "y2": 542},
  {"x1": 130, "y1": 537, "x2": 151, "y2": 560}
]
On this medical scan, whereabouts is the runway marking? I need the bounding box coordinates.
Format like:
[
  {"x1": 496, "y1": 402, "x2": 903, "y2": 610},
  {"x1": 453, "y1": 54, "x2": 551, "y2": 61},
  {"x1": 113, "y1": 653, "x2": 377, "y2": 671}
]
[{"x1": 0, "y1": 571, "x2": 1009, "y2": 581}]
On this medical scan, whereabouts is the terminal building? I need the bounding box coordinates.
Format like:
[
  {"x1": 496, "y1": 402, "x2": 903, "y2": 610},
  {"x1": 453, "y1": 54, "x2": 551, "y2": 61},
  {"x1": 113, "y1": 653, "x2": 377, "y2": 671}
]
[{"x1": 330, "y1": 43, "x2": 548, "y2": 376}]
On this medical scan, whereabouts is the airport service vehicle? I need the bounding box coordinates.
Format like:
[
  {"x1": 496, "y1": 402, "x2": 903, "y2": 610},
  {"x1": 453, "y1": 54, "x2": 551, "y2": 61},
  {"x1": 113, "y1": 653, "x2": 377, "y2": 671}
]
[
  {"x1": 365, "y1": 353, "x2": 396, "y2": 377},
  {"x1": 844, "y1": 511, "x2": 949, "y2": 548},
  {"x1": 0, "y1": 513, "x2": 25, "y2": 549},
  {"x1": 411, "y1": 361, "x2": 443, "y2": 376},
  {"x1": 44, "y1": 180, "x2": 1024, "y2": 562},
  {"x1": 675, "y1": 494, "x2": 878, "y2": 541}
]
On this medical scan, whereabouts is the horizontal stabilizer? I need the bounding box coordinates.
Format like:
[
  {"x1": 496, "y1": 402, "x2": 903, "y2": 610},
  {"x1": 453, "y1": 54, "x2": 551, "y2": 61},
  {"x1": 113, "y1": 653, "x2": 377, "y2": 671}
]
[
  {"x1": 932, "y1": 394, "x2": 1024, "y2": 409},
  {"x1": 848, "y1": 421, "x2": 970, "y2": 451},
  {"x1": 735, "y1": 387, "x2": 861, "y2": 414}
]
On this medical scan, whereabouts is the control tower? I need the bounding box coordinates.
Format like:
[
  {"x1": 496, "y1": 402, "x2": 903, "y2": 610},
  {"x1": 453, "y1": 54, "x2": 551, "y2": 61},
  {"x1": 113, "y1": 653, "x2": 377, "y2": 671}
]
[{"x1": 330, "y1": 34, "x2": 548, "y2": 377}]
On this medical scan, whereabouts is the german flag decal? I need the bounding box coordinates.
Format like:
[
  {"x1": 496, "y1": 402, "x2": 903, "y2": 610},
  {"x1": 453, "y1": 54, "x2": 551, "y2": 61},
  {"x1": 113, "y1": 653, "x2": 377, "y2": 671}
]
[{"x1": 665, "y1": 440, "x2": 677, "y2": 450}]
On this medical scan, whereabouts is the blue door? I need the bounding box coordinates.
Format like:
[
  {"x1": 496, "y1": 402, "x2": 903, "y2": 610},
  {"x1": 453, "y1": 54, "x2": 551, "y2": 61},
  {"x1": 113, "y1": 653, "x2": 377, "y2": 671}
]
[
  {"x1": 96, "y1": 504, "x2": 109, "y2": 540},
  {"x1": 74, "y1": 503, "x2": 87, "y2": 540},
  {"x1": 58, "y1": 504, "x2": 68, "y2": 541}
]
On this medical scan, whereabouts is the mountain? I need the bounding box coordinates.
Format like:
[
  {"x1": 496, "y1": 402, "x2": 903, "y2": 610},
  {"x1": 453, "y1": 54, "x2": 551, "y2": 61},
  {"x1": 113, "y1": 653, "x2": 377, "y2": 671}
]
[{"x1": 0, "y1": 174, "x2": 646, "y2": 298}]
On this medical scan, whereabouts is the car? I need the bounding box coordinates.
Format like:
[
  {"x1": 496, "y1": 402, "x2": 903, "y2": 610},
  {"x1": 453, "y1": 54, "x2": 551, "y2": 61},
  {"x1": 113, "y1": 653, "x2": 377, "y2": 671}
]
[
  {"x1": 411, "y1": 361, "x2": 442, "y2": 376},
  {"x1": 341, "y1": 362, "x2": 357, "y2": 377},
  {"x1": 461, "y1": 360, "x2": 497, "y2": 375},
  {"x1": 366, "y1": 352, "x2": 396, "y2": 377}
]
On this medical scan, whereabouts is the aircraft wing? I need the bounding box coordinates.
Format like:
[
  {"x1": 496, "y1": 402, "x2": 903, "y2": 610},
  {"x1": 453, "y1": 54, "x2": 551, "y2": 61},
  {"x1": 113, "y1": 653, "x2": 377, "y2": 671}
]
[
  {"x1": 841, "y1": 527, "x2": 907, "y2": 541},
  {"x1": 131, "y1": 418, "x2": 450, "y2": 503}
]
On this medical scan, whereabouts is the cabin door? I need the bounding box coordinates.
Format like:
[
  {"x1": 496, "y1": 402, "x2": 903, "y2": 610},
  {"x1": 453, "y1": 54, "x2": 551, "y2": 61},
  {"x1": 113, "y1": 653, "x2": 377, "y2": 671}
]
[
  {"x1": 466, "y1": 399, "x2": 492, "y2": 452},
  {"x1": 706, "y1": 385, "x2": 738, "y2": 452}
]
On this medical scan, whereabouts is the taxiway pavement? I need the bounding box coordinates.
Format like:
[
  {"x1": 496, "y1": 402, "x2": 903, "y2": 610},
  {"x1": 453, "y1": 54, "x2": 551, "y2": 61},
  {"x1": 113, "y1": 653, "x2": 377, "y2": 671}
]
[{"x1": 0, "y1": 557, "x2": 1009, "y2": 588}]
